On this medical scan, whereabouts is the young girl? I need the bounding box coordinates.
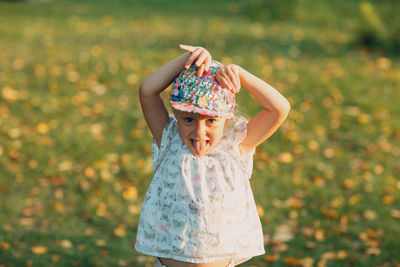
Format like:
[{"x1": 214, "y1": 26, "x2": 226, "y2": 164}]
[{"x1": 135, "y1": 44, "x2": 290, "y2": 267}]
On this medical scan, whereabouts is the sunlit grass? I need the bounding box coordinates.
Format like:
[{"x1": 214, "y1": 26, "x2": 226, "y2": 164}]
[{"x1": 0, "y1": 0, "x2": 399, "y2": 266}]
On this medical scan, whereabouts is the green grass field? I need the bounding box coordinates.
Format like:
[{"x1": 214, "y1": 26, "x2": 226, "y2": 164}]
[{"x1": 0, "y1": 0, "x2": 399, "y2": 266}]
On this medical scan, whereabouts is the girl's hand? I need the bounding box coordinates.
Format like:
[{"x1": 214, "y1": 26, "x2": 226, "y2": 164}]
[
  {"x1": 216, "y1": 64, "x2": 241, "y2": 94},
  {"x1": 179, "y1": 44, "x2": 212, "y2": 78}
]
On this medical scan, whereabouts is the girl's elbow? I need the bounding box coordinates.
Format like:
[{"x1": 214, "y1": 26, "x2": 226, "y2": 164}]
[
  {"x1": 139, "y1": 81, "x2": 152, "y2": 98},
  {"x1": 283, "y1": 100, "x2": 291, "y2": 114},
  {"x1": 277, "y1": 100, "x2": 291, "y2": 117}
]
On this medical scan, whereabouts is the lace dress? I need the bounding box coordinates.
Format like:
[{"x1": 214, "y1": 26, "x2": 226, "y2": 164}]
[{"x1": 135, "y1": 114, "x2": 265, "y2": 265}]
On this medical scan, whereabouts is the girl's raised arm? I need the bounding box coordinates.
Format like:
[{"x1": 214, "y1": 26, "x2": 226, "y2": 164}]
[
  {"x1": 139, "y1": 45, "x2": 211, "y2": 147},
  {"x1": 216, "y1": 64, "x2": 291, "y2": 155}
]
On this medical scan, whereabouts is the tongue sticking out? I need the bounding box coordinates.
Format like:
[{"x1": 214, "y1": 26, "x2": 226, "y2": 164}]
[{"x1": 192, "y1": 140, "x2": 208, "y2": 156}]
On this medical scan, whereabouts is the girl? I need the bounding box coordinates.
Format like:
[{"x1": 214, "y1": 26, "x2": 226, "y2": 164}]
[{"x1": 135, "y1": 44, "x2": 291, "y2": 267}]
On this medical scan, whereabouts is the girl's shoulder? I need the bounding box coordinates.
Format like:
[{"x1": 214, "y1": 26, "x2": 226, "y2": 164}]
[
  {"x1": 216, "y1": 115, "x2": 256, "y2": 179},
  {"x1": 152, "y1": 114, "x2": 179, "y2": 171}
]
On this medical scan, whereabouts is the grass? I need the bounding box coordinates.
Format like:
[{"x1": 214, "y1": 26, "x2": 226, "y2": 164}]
[{"x1": 0, "y1": 0, "x2": 399, "y2": 266}]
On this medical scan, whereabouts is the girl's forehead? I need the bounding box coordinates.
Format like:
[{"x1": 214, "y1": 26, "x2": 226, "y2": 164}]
[{"x1": 174, "y1": 109, "x2": 220, "y2": 120}]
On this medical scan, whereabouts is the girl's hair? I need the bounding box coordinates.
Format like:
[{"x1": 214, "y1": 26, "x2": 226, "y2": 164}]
[{"x1": 223, "y1": 99, "x2": 249, "y2": 135}]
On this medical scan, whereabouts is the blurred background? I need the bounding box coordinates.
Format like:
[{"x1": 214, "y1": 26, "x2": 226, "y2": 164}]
[{"x1": 0, "y1": 0, "x2": 399, "y2": 266}]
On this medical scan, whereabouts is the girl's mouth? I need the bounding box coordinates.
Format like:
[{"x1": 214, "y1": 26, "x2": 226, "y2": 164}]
[{"x1": 190, "y1": 139, "x2": 210, "y2": 156}]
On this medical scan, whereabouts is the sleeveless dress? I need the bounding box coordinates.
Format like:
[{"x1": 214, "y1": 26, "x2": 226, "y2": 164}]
[{"x1": 135, "y1": 114, "x2": 265, "y2": 265}]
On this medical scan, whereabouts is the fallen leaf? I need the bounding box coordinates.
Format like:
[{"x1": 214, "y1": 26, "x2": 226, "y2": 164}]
[
  {"x1": 364, "y1": 209, "x2": 377, "y2": 220},
  {"x1": 382, "y1": 195, "x2": 394, "y2": 204},
  {"x1": 114, "y1": 225, "x2": 126, "y2": 237},
  {"x1": 123, "y1": 186, "x2": 138, "y2": 200},
  {"x1": 31, "y1": 246, "x2": 47, "y2": 255},
  {"x1": 366, "y1": 247, "x2": 381, "y2": 256},
  {"x1": 391, "y1": 209, "x2": 400, "y2": 219},
  {"x1": 315, "y1": 229, "x2": 325, "y2": 241},
  {"x1": 264, "y1": 254, "x2": 279, "y2": 262},
  {"x1": 59, "y1": 239, "x2": 73, "y2": 249},
  {"x1": 283, "y1": 257, "x2": 301, "y2": 266}
]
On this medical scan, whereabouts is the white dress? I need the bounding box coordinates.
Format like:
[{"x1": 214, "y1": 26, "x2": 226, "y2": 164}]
[{"x1": 135, "y1": 114, "x2": 265, "y2": 265}]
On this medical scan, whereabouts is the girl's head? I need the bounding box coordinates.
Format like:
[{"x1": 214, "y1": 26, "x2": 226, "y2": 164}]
[{"x1": 169, "y1": 61, "x2": 237, "y2": 156}]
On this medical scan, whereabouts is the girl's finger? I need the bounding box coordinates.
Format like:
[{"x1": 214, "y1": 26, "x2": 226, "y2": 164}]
[
  {"x1": 226, "y1": 66, "x2": 240, "y2": 92},
  {"x1": 184, "y1": 49, "x2": 202, "y2": 69},
  {"x1": 220, "y1": 68, "x2": 236, "y2": 92},
  {"x1": 204, "y1": 57, "x2": 211, "y2": 72},
  {"x1": 216, "y1": 71, "x2": 234, "y2": 92},
  {"x1": 194, "y1": 51, "x2": 209, "y2": 67},
  {"x1": 232, "y1": 66, "x2": 241, "y2": 93},
  {"x1": 179, "y1": 44, "x2": 196, "y2": 53},
  {"x1": 197, "y1": 64, "x2": 205, "y2": 78}
]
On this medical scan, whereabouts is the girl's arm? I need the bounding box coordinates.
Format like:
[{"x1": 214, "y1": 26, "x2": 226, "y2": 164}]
[
  {"x1": 139, "y1": 44, "x2": 212, "y2": 147},
  {"x1": 216, "y1": 64, "x2": 291, "y2": 155}
]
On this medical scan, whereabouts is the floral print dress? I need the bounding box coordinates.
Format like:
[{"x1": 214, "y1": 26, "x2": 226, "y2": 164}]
[{"x1": 135, "y1": 114, "x2": 265, "y2": 265}]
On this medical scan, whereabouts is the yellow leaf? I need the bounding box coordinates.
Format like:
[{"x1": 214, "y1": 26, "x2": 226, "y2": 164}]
[
  {"x1": 100, "y1": 169, "x2": 112, "y2": 181},
  {"x1": 93, "y1": 159, "x2": 107, "y2": 169},
  {"x1": 373, "y1": 165, "x2": 384, "y2": 174},
  {"x1": 59, "y1": 239, "x2": 73, "y2": 249},
  {"x1": 285, "y1": 197, "x2": 304, "y2": 209},
  {"x1": 283, "y1": 257, "x2": 301, "y2": 266},
  {"x1": 102, "y1": 15, "x2": 114, "y2": 27},
  {"x1": 36, "y1": 123, "x2": 49, "y2": 134},
  {"x1": 313, "y1": 176, "x2": 325, "y2": 187},
  {"x1": 299, "y1": 257, "x2": 314, "y2": 267},
  {"x1": 358, "y1": 113, "x2": 370, "y2": 124},
  {"x1": 128, "y1": 205, "x2": 141, "y2": 215},
  {"x1": 382, "y1": 195, "x2": 394, "y2": 205},
  {"x1": 126, "y1": 74, "x2": 138, "y2": 85},
  {"x1": 307, "y1": 140, "x2": 320, "y2": 151},
  {"x1": 315, "y1": 229, "x2": 325, "y2": 241},
  {"x1": 343, "y1": 178, "x2": 357, "y2": 189},
  {"x1": 1, "y1": 242, "x2": 10, "y2": 250},
  {"x1": 84, "y1": 167, "x2": 96, "y2": 178},
  {"x1": 330, "y1": 197, "x2": 344, "y2": 208},
  {"x1": 264, "y1": 254, "x2": 279, "y2": 262},
  {"x1": 123, "y1": 186, "x2": 138, "y2": 200},
  {"x1": 337, "y1": 250, "x2": 348, "y2": 259},
  {"x1": 321, "y1": 208, "x2": 338, "y2": 219},
  {"x1": 31, "y1": 246, "x2": 48, "y2": 255},
  {"x1": 96, "y1": 239, "x2": 106, "y2": 246},
  {"x1": 114, "y1": 225, "x2": 126, "y2": 237},
  {"x1": 2, "y1": 87, "x2": 18, "y2": 101},
  {"x1": 54, "y1": 201, "x2": 64, "y2": 212},
  {"x1": 91, "y1": 45, "x2": 103, "y2": 57},
  {"x1": 136, "y1": 159, "x2": 146, "y2": 168},
  {"x1": 349, "y1": 194, "x2": 361, "y2": 205},
  {"x1": 278, "y1": 152, "x2": 293, "y2": 163},
  {"x1": 321, "y1": 251, "x2": 336, "y2": 260},
  {"x1": 364, "y1": 209, "x2": 377, "y2": 220},
  {"x1": 8, "y1": 128, "x2": 21, "y2": 139},
  {"x1": 96, "y1": 203, "x2": 107, "y2": 217},
  {"x1": 76, "y1": 22, "x2": 88, "y2": 34},
  {"x1": 323, "y1": 148, "x2": 335, "y2": 158},
  {"x1": 391, "y1": 209, "x2": 400, "y2": 219},
  {"x1": 256, "y1": 205, "x2": 264, "y2": 217},
  {"x1": 366, "y1": 247, "x2": 381, "y2": 256},
  {"x1": 34, "y1": 64, "x2": 46, "y2": 77},
  {"x1": 13, "y1": 58, "x2": 25, "y2": 70},
  {"x1": 52, "y1": 255, "x2": 60, "y2": 263},
  {"x1": 376, "y1": 57, "x2": 391, "y2": 69}
]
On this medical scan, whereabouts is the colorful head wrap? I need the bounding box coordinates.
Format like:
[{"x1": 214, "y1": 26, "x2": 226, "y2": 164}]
[{"x1": 169, "y1": 60, "x2": 236, "y2": 118}]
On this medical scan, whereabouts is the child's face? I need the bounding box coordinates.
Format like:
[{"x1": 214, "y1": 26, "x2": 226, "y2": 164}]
[{"x1": 173, "y1": 109, "x2": 228, "y2": 157}]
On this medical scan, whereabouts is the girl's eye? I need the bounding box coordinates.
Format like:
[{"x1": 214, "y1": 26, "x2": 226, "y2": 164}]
[
  {"x1": 207, "y1": 119, "x2": 216, "y2": 124},
  {"x1": 183, "y1": 117, "x2": 193, "y2": 123}
]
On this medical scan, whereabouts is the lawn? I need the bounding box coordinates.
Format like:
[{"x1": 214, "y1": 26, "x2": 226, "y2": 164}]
[{"x1": 0, "y1": 0, "x2": 399, "y2": 266}]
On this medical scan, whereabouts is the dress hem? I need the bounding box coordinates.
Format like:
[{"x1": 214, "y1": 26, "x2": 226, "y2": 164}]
[{"x1": 134, "y1": 245, "x2": 265, "y2": 264}]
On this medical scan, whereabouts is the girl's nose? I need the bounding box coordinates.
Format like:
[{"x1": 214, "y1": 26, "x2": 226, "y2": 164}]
[{"x1": 194, "y1": 122, "x2": 206, "y2": 137}]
